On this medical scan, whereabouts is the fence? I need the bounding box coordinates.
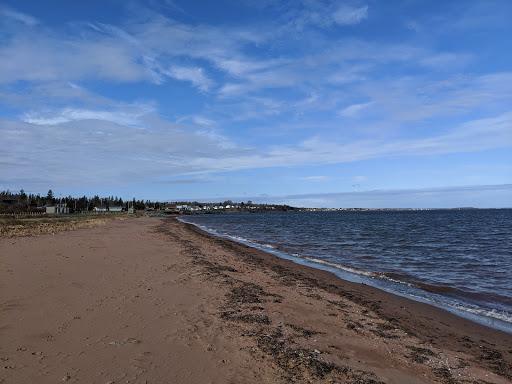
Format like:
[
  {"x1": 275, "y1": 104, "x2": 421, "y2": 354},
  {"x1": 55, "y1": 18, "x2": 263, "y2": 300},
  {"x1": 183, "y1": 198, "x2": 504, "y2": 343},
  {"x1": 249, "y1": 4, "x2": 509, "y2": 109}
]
[
  {"x1": 0, "y1": 212, "x2": 47, "y2": 219},
  {"x1": 0, "y1": 211, "x2": 131, "y2": 219}
]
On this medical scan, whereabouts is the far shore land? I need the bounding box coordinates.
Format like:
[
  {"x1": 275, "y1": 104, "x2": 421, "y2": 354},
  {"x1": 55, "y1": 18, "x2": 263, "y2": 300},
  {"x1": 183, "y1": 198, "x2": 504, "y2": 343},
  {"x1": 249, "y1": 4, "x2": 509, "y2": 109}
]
[{"x1": 1, "y1": 216, "x2": 511, "y2": 383}]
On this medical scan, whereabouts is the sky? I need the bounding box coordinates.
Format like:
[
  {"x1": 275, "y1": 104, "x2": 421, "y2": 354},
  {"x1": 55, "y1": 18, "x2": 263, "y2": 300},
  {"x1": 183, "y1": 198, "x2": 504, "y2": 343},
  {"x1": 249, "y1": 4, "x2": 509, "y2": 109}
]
[{"x1": 0, "y1": 0, "x2": 511, "y2": 207}]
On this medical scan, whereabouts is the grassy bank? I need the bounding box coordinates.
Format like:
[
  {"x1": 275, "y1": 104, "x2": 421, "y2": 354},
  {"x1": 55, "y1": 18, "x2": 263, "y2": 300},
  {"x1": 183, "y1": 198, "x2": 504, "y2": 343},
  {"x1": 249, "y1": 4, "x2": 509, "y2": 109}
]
[{"x1": 0, "y1": 214, "x2": 127, "y2": 237}]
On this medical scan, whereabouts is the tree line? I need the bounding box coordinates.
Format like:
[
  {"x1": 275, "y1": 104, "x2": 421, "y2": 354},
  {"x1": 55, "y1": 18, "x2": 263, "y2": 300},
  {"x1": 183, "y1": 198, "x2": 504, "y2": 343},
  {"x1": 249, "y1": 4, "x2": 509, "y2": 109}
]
[{"x1": 0, "y1": 189, "x2": 162, "y2": 213}]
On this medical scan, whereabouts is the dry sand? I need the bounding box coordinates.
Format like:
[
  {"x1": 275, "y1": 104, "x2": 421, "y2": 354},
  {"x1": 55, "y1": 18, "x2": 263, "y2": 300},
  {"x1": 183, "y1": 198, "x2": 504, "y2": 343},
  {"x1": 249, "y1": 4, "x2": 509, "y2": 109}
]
[{"x1": 1, "y1": 216, "x2": 511, "y2": 383}]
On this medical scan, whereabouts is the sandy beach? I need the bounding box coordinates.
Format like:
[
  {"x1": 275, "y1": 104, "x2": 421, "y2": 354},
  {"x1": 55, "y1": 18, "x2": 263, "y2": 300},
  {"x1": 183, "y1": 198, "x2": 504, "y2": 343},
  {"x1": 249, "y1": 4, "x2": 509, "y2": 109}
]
[{"x1": 1, "y1": 216, "x2": 511, "y2": 384}]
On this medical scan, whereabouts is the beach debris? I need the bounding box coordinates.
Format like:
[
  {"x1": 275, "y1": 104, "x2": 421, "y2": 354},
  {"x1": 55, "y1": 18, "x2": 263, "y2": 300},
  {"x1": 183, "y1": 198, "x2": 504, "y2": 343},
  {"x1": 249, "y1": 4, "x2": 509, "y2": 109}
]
[
  {"x1": 406, "y1": 345, "x2": 437, "y2": 364},
  {"x1": 256, "y1": 327, "x2": 385, "y2": 383},
  {"x1": 479, "y1": 345, "x2": 512, "y2": 379},
  {"x1": 220, "y1": 311, "x2": 271, "y2": 325},
  {"x1": 432, "y1": 366, "x2": 455, "y2": 384},
  {"x1": 285, "y1": 323, "x2": 323, "y2": 338}
]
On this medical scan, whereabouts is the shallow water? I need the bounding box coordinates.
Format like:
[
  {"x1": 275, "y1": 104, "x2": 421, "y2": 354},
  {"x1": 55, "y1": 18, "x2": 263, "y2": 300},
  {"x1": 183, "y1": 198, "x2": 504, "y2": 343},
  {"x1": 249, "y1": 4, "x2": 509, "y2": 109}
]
[{"x1": 181, "y1": 209, "x2": 512, "y2": 331}]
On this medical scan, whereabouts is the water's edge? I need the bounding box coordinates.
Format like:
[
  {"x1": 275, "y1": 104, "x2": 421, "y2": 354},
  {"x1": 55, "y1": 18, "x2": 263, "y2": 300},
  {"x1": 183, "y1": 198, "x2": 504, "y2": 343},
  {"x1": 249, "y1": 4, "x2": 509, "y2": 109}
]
[{"x1": 177, "y1": 216, "x2": 512, "y2": 334}]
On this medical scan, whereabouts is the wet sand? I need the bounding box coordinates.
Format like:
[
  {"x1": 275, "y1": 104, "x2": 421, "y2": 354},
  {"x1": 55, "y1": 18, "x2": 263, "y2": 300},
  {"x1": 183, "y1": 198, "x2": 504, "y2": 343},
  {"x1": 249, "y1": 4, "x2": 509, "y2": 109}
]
[{"x1": 1, "y1": 217, "x2": 511, "y2": 383}]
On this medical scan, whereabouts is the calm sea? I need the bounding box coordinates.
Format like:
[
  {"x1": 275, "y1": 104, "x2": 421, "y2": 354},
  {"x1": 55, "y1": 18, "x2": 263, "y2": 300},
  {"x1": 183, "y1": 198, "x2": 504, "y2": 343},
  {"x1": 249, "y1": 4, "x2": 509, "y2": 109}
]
[{"x1": 180, "y1": 209, "x2": 512, "y2": 332}]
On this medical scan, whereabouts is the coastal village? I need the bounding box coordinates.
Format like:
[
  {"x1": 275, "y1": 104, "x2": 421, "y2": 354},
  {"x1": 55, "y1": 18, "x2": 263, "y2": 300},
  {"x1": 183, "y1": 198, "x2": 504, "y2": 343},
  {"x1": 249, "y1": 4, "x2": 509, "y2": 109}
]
[{"x1": 0, "y1": 189, "x2": 296, "y2": 216}]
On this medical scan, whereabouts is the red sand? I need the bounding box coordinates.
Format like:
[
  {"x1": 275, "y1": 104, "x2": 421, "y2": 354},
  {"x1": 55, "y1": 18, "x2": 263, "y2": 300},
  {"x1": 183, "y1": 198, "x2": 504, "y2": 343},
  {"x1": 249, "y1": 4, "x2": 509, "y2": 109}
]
[{"x1": 1, "y1": 217, "x2": 511, "y2": 383}]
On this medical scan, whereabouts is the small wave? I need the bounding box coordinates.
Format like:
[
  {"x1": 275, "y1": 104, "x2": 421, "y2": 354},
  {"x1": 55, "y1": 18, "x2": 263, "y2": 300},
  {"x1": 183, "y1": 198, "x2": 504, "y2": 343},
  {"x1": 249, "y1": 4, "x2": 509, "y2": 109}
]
[
  {"x1": 393, "y1": 291, "x2": 512, "y2": 325},
  {"x1": 229, "y1": 234, "x2": 252, "y2": 243},
  {"x1": 303, "y1": 258, "x2": 418, "y2": 287},
  {"x1": 303, "y1": 257, "x2": 377, "y2": 278},
  {"x1": 448, "y1": 304, "x2": 512, "y2": 324},
  {"x1": 182, "y1": 219, "x2": 277, "y2": 252},
  {"x1": 377, "y1": 272, "x2": 512, "y2": 306}
]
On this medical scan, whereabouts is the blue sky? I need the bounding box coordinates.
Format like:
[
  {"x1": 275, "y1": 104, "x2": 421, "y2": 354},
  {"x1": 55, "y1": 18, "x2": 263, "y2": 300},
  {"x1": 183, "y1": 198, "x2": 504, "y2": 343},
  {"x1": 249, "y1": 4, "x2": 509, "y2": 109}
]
[{"x1": 0, "y1": 0, "x2": 511, "y2": 207}]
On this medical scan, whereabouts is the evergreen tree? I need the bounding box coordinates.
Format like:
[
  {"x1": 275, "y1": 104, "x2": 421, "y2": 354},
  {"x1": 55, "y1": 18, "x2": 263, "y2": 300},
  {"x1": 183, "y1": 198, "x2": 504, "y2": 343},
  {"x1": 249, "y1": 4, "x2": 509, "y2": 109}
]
[
  {"x1": 46, "y1": 189, "x2": 54, "y2": 202},
  {"x1": 19, "y1": 189, "x2": 27, "y2": 202}
]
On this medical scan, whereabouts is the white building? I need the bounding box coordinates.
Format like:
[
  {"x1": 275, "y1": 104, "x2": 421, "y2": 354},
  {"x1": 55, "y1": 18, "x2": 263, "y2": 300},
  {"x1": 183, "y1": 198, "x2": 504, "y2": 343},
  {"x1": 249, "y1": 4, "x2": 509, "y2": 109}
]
[{"x1": 46, "y1": 204, "x2": 69, "y2": 215}]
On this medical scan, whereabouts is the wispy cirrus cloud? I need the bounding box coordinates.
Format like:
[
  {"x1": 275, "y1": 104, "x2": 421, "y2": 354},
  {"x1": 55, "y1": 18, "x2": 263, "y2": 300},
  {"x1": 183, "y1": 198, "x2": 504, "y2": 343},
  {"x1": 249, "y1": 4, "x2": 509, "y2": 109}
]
[
  {"x1": 0, "y1": 5, "x2": 475, "y2": 98},
  {"x1": 22, "y1": 103, "x2": 155, "y2": 126},
  {"x1": 0, "y1": 5, "x2": 38, "y2": 26},
  {"x1": 182, "y1": 111, "x2": 512, "y2": 173},
  {"x1": 338, "y1": 102, "x2": 373, "y2": 117},
  {"x1": 283, "y1": 2, "x2": 369, "y2": 30},
  {"x1": 302, "y1": 175, "x2": 330, "y2": 182},
  {"x1": 163, "y1": 65, "x2": 214, "y2": 92},
  {"x1": 333, "y1": 5, "x2": 368, "y2": 25}
]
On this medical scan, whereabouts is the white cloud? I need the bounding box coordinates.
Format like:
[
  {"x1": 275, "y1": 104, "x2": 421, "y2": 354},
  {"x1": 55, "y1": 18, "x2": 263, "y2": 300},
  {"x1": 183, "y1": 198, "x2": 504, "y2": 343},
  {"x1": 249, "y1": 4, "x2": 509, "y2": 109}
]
[
  {"x1": 0, "y1": 13, "x2": 267, "y2": 86},
  {"x1": 0, "y1": 34, "x2": 151, "y2": 84},
  {"x1": 302, "y1": 175, "x2": 329, "y2": 182},
  {"x1": 0, "y1": 6, "x2": 38, "y2": 26},
  {"x1": 164, "y1": 66, "x2": 214, "y2": 92},
  {"x1": 214, "y1": 57, "x2": 290, "y2": 77},
  {"x1": 0, "y1": 116, "x2": 246, "y2": 188},
  {"x1": 333, "y1": 5, "x2": 368, "y2": 25},
  {"x1": 184, "y1": 111, "x2": 512, "y2": 173},
  {"x1": 282, "y1": 2, "x2": 368, "y2": 30},
  {"x1": 358, "y1": 72, "x2": 512, "y2": 124},
  {"x1": 0, "y1": 5, "x2": 477, "y2": 102},
  {"x1": 419, "y1": 52, "x2": 472, "y2": 69},
  {"x1": 191, "y1": 116, "x2": 216, "y2": 127},
  {"x1": 22, "y1": 104, "x2": 155, "y2": 126},
  {"x1": 338, "y1": 102, "x2": 373, "y2": 117}
]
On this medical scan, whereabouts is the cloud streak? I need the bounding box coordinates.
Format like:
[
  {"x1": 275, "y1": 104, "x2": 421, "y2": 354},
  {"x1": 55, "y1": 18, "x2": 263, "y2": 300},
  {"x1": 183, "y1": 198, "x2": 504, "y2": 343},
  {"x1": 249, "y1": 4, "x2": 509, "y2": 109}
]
[
  {"x1": 0, "y1": 6, "x2": 38, "y2": 26},
  {"x1": 333, "y1": 5, "x2": 368, "y2": 25},
  {"x1": 164, "y1": 65, "x2": 214, "y2": 92},
  {"x1": 22, "y1": 104, "x2": 155, "y2": 126},
  {"x1": 2, "y1": 111, "x2": 510, "y2": 189}
]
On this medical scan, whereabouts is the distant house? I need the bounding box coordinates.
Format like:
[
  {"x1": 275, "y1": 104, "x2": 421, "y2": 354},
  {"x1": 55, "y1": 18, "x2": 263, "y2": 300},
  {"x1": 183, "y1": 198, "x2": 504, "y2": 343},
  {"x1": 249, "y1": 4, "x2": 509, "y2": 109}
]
[
  {"x1": 46, "y1": 204, "x2": 69, "y2": 215},
  {"x1": 94, "y1": 206, "x2": 123, "y2": 212}
]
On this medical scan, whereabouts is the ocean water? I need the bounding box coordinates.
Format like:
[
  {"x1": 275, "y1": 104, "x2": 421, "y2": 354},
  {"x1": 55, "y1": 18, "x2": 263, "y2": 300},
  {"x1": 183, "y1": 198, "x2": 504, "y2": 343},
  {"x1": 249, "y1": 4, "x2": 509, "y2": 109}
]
[{"x1": 180, "y1": 209, "x2": 512, "y2": 332}]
